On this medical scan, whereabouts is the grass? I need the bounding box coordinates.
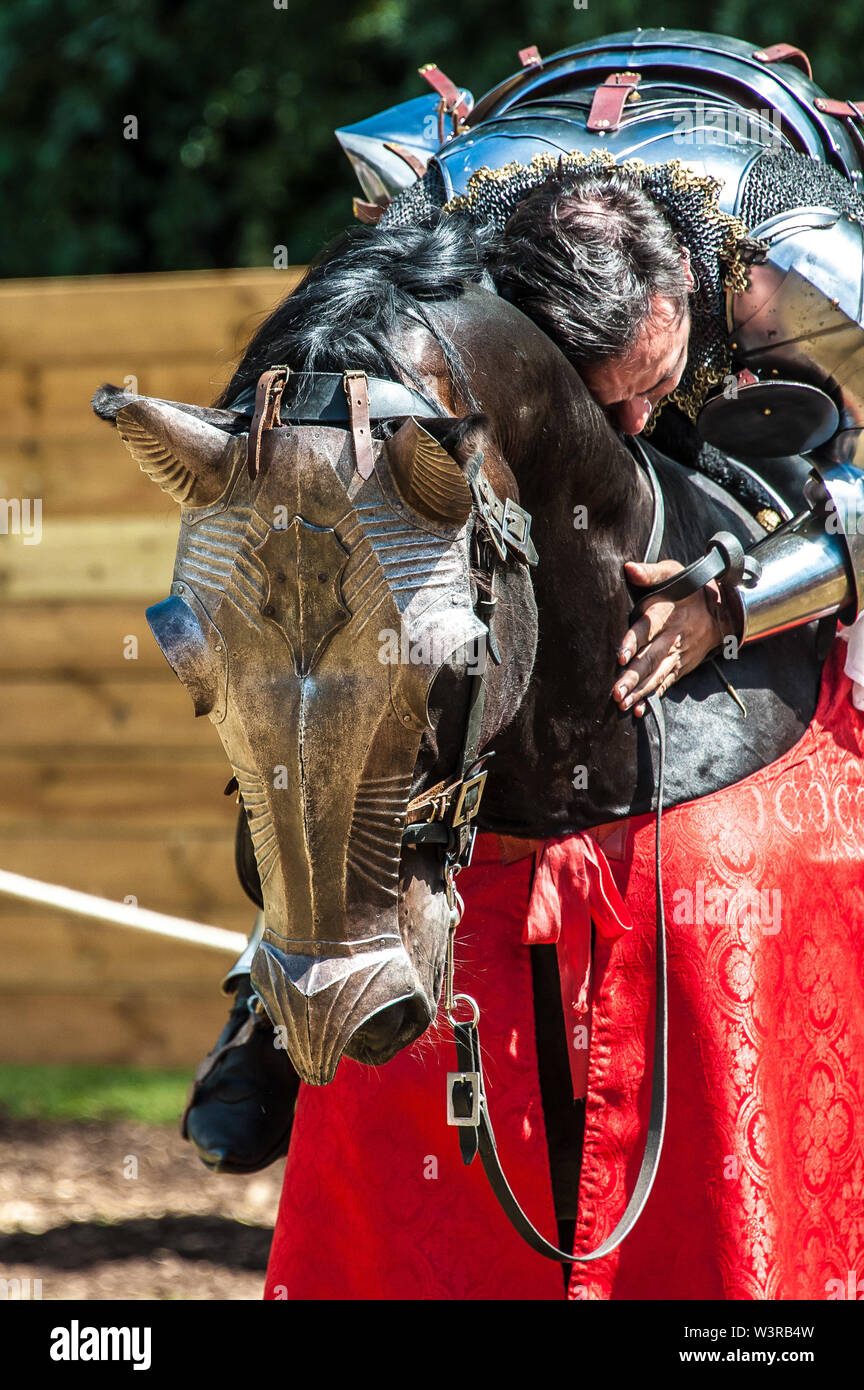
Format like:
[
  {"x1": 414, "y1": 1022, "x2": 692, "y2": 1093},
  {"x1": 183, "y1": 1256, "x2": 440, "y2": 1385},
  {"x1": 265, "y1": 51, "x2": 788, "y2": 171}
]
[{"x1": 0, "y1": 1063, "x2": 191, "y2": 1125}]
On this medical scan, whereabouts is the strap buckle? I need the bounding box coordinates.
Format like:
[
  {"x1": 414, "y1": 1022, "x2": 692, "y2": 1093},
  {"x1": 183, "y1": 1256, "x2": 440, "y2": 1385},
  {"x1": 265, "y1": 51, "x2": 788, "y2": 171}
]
[
  {"x1": 447, "y1": 1071, "x2": 481, "y2": 1126},
  {"x1": 343, "y1": 370, "x2": 375, "y2": 479},
  {"x1": 473, "y1": 474, "x2": 538, "y2": 565},
  {"x1": 451, "y1": 769, "x2": 487, "y2": 827},
  {"x1": 502, "y1": 498, "x2": 539, "y2": 565},
  {"x1": 587, "y1": 72, "x2": 641, "y2": 132}
]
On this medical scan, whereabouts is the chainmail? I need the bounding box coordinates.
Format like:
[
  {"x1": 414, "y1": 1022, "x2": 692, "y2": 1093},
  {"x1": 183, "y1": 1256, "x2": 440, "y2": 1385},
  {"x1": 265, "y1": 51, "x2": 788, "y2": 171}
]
[
  {"x1": 382, "y1": 146, "x2": 864, "y2": 519},
  {"x1": 384, "y1": 149, "x2": 756, "y2": 425},
  {"x1": 739, "y1": 146, "x2": 864, "y2": 231},
  {"x1": 381, "y1": 162, "x2": 446, "y2": 228}
]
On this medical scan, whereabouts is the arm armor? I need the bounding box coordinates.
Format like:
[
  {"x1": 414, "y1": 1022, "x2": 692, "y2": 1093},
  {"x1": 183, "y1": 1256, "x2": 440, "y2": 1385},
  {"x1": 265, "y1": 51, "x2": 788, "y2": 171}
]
[{"x1": 725, "y1": 464, "x2": 862, "y2": 643}]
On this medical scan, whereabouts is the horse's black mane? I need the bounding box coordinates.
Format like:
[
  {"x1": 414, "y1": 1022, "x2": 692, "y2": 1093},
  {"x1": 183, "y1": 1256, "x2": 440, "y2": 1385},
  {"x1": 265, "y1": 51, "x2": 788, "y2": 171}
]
[{"x1": 216, "y1": 214, "x2": 499, "y2": 411}]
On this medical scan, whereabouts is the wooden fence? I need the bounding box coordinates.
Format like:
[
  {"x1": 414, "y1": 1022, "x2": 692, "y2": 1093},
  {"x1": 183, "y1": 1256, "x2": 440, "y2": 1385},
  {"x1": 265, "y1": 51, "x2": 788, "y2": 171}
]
[{"x1": 0, "y1": 266, "x2": 302, "y2": 1066}]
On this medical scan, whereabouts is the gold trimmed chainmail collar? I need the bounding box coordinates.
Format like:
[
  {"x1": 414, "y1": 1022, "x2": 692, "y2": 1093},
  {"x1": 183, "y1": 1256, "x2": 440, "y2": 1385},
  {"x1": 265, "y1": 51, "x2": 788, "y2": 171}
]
[{"x1": 440, "y1": 149, "x2": 757, "y2": 425}]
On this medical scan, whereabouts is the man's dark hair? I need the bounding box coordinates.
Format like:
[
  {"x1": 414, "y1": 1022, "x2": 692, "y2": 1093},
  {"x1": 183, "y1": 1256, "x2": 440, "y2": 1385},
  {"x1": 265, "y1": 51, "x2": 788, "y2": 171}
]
[{"x1": 494, "y1": 166, "x2": 691, "y2": 370}]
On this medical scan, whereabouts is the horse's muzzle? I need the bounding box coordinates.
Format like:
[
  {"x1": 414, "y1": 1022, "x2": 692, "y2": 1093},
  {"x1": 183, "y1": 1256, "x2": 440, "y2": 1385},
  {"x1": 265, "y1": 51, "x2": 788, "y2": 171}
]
[{"x1": 251, "y1": 938, "x2": 424, "y2": 1085}]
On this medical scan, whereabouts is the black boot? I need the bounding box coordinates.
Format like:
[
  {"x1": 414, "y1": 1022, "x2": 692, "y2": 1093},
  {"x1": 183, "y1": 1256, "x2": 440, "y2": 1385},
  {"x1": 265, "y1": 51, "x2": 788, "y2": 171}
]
[
  {"x1": 182, "y1": 974, "x2": 301, "y2": 1174},
  {"x1": 182, "y1": 809, "x2": 301, "y2": 1173}
]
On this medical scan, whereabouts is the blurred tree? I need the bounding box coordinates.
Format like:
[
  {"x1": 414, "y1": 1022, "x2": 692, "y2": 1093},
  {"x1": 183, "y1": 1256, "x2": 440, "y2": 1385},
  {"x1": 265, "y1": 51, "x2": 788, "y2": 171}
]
[{"x1": 0, "y1": 0, "x2": 861, "y2": 277}]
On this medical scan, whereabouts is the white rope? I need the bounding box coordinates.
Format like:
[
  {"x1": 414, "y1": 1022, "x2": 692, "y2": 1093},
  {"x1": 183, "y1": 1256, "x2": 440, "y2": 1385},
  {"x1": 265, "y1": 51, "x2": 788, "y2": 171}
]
[{"x1": 0, "y1": 868, "x2": 247, "y2": 955}]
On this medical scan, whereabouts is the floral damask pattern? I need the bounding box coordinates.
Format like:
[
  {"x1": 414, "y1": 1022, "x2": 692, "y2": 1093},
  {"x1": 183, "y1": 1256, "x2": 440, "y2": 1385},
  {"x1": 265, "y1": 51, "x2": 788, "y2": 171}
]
[{"x1": 570, "y1": 642, "x2": 864, "y2": 1300}]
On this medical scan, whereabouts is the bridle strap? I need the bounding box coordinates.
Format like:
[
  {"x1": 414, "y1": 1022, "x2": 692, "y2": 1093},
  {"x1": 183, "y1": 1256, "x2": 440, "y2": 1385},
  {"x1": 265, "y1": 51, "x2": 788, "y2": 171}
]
[
  {"x1": 342, "y1": 371, "x2": 376, "y2": 480},
  {"x1": 247, "y1": 366, "x2": 289, "y2": 480},
  {"x1": 627, "y1": 434, "x2": 665, "y2": 566},
  {"x1": 229, "y1": 371, "x2": 444, "y2": 425}
]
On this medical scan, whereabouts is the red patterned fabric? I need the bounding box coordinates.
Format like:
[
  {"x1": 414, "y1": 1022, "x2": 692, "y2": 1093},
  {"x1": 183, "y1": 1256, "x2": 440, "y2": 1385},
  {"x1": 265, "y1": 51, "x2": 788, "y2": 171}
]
[
  {"x1": 523, "y1": 834, "x2": 632, "y2": 1097},
  {"x1": 571, "y1": 641, "x2": 864, "y2": 1299},
  {"x1": 265, "y1": 641, "x2": 864, "y2": 1300},
  {"x1": 264, "y1": 844, "x2": 564, "y2": 1301}
]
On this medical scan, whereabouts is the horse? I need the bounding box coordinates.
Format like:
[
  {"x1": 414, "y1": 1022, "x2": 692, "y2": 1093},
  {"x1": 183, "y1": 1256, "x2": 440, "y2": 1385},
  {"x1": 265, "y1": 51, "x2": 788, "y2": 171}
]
[{"x1": 91, "y1": 215, "x2": 843, "y2": 1295}]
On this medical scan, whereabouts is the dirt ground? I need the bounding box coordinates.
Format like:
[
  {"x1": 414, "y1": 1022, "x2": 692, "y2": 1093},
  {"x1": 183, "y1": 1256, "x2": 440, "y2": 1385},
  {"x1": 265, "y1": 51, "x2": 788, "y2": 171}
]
[{"x1": 0, "y1": 1112, "x2": 282, "y2": 1300}]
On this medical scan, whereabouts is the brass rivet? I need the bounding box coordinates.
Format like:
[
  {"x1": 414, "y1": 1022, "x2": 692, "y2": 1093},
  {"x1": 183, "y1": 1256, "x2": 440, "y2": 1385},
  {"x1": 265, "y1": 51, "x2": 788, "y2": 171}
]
[{"x1": 763, "y1": 408, "x2": 772, "y2": 416}]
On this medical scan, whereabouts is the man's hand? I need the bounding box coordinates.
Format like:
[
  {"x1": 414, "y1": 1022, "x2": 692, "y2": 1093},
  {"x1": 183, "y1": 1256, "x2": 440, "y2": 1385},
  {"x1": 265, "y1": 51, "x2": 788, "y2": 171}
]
[{"x1": 612, "y1": 559, "x2": 732, "y2": 718}]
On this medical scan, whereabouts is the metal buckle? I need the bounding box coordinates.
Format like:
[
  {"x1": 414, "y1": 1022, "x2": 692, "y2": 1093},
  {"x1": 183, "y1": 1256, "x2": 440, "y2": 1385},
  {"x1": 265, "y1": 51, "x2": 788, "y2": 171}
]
[
  {"x1": 502, "y1": 498, "x2": 530, "y2": 549},
  {"x1": 451, "y1": 770, "x2": 487, "y2": 827},
  {"x1": 502, "y1": 499, "x2": 538, "y2": 565},
  {"x1": 446, "y1": 1071, "x2": 480, "y2": 1126}
]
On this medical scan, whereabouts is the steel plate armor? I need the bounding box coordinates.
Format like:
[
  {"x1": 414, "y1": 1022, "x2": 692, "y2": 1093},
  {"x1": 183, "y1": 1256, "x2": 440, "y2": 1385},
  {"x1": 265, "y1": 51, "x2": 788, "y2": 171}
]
[{"x1": 338, "y1": 27, "x2": 864, "y2": 647}]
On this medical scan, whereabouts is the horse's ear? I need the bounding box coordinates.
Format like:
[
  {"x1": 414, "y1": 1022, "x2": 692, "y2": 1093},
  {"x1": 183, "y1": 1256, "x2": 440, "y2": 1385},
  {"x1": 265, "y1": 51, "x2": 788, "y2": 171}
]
[
  {"x1": 108, "y1": 398, "x2": 235, "y2": 507},
  {"x1": 385, "y1": 415, "x2": 489, "y2": 524}
]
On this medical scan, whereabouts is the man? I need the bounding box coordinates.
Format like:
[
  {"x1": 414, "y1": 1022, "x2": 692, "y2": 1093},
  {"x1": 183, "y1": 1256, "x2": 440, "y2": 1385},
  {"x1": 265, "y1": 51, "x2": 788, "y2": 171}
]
[
  {"x1": 384, "y1": 146, "x2": 864, "y2": 718},
  {"x1": 489, "y1": 163, "x2": 733, "y2": 720}
]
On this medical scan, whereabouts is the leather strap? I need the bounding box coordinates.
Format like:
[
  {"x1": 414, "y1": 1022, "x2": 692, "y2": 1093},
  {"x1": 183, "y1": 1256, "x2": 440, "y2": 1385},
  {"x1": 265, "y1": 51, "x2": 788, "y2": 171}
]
[
  {"x1": 753, "y1": 43, "x2": 812, "y2": 79},
  {"x1": 627, "y1": 436, "x2": 665, "y2": 566},
  {"x1": 587, "y1": 72, "x2": 641, "y2": 132},
  {"x1": 444, "y1": 445, "x2": 671, "y2": 1263},
  {"x1": 247, "y1": 366, "x2": 289, "y2": 480},
  {"x1": 353, "y1": 197, "x2": 389, "y2": 225},
  {"x1": 343, "y1": 370, "x2": 375, "y2": 479},
  {"x1": 228, "y1": 372, "x2": 444, "y2": 426},
  {"x1": 631, "y1": 531, "x2": 761, "y2": 616},
  {"x1": 417, "y1": 63, "x2": 471, "y2": 122},
  {"x1": 383, "y1": 142, "x2": 428, "y2": 179},
  {"x1": 814, "y1": 97, "x2": 864, "y2": 121},
  {"x1": 448, "y1": 694, "x2": 668, "y2": 1262}
]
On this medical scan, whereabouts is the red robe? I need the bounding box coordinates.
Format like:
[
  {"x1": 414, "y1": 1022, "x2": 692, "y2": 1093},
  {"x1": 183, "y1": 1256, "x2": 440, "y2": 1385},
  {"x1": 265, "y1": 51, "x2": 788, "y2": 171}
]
[{"x1": 265, "y1": 642, "x2": 864, "y2": 1300}]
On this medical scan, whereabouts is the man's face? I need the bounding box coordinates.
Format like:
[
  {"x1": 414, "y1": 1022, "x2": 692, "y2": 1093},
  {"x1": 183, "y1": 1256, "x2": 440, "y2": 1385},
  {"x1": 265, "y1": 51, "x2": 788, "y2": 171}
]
[{"x1": 581, "y1": 291, "x2": 692, "y2": 436}]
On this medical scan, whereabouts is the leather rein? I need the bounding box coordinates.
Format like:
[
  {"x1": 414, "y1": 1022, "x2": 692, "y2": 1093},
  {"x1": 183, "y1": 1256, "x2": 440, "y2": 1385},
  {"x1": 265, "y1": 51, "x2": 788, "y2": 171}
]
[{"x1": 444, "y1": 438, "x2": 671, "y2": 1264}]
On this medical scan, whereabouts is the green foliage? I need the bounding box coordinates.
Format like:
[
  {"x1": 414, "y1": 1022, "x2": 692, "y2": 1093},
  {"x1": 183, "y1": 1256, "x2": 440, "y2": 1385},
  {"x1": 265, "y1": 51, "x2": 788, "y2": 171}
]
[
  {"x1": 0, "y1": 1063, "x2": 189, "y2": 1125},
  {"x1": 1, "y1": 0, "x2": 861, "y2": 277}
]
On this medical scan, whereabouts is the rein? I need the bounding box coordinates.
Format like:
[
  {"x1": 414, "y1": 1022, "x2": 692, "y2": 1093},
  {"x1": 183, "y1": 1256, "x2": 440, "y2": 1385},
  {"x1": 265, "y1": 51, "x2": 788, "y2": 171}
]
[{"x1": 442, "y1": 437, "x2": 670, "y2": 1264}]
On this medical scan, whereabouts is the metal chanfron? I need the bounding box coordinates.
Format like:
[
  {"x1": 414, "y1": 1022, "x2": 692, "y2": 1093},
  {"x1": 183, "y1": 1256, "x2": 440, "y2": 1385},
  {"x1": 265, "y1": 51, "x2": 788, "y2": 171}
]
[{"x1": 125, "y1": 398, "x2": 491, "y2": 1086}]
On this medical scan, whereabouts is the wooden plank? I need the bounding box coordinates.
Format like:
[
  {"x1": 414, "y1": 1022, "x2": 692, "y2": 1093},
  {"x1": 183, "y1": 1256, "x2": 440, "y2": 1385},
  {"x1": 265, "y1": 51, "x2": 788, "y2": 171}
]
[
  {"x1": 0, "y1": 992, "x2": 231, "y2": 1067},
  {"x1": 0, "y1": 834, "x2": 254, "y2": 934},
  {"x1": 19, "y1": 362, "x2": 240, "y2": 441},
  {"x1": 3, "y1": 678, "x2": 226, "y2": 750},
  {"x1": 0, "y1": 603, "x2": 176, "y2": 674},
  {"x1": 0, "y1": 913, "x2": 248, "y2": 989},
  {"x1": 0, "y1": 836, "x2": 254, "y2": 928},
  {"x1": 0, "y1": 438, "x2": 172, "y2": 517},
  {"x1": 0, "y1": 515, "x2": 180, "y2": 602},
  {"x1": 0, "y1": 268, "x2": 299, "y2": 363},
  {"x1": 0, "y1": 758, "x2": 238, "y2": 832}
]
